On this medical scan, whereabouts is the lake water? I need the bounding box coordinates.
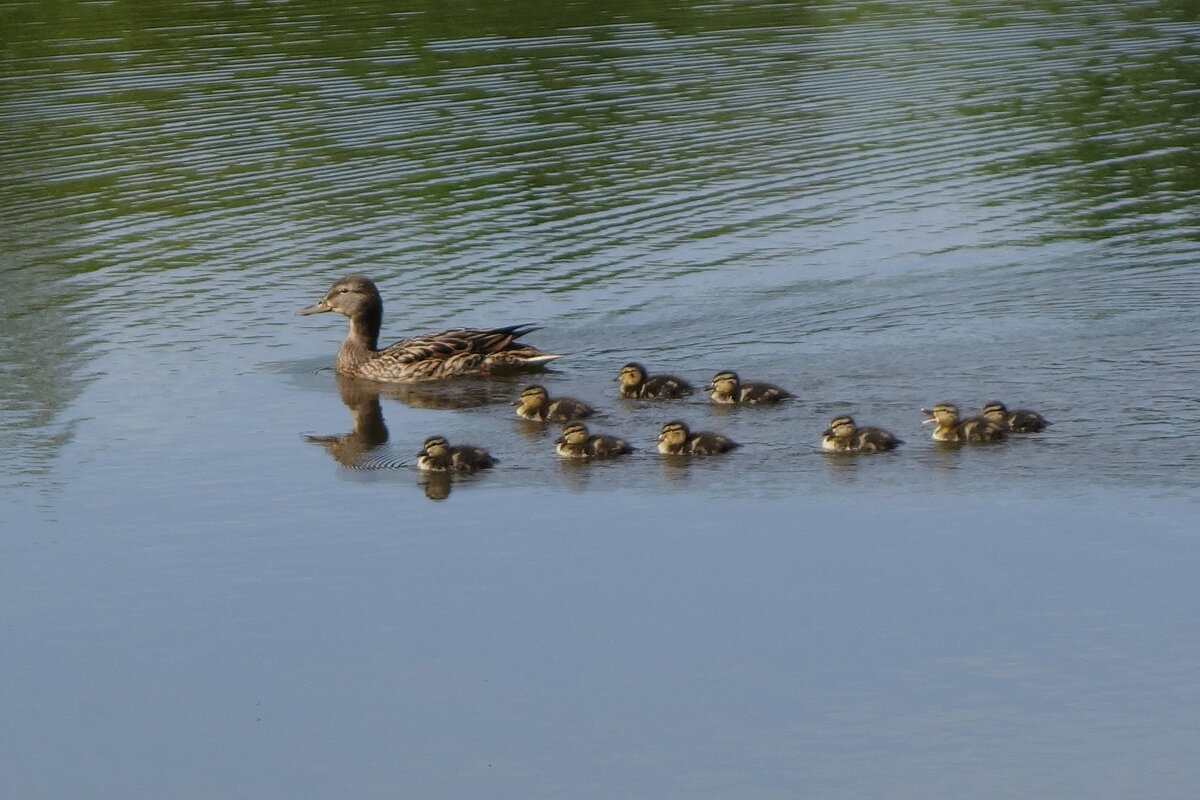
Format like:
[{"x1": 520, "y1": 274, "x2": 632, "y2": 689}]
[{"x1": 2, "y1": 1, "x2": 1199, "y2": 797}]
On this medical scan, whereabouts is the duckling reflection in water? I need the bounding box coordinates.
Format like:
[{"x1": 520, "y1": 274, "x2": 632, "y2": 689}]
[
  {"x1": 921, "y1": 403, "x2": 1006, "y2": 443},
  {"x1": 298, "y1": 274, "x2": 562, "y2": 381},
  {"x1": 708, "y1": 371, "x2": 793, "y2": 405},
  {"x1": 617, "y1": 362, "x2": 694, "y2": 399},
  {"x1": 820, "y1": 415, "x2": 902, "y2": 453},
  {"x1": 514, "y1": 385, "x2": 595, "y2": 422},
  {"x1": 416, "y1": 436, "x2": 498, "y2": 473},
  {"x1": 657, "y1": 420, "x2": 741, "y2": 455},
  {"x1": 554, "y1": 422, "x2": 635, "y2": 459},
  {"x1": 981, "y1": 401, "x2": 1049, "y2": 433},
  {"x1": 420, "y1": 472, "x2": 453, "y2": 501}
]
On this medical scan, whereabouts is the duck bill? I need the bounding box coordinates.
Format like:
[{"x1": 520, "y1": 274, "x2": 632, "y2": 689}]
[
  {"x1": 921, "y1": 418, "x2": 937, "y2": 425},
  {"x1": 297, "y1": 299, "x2": 332, "y2": 316},
  {"x1": 821, "y1": 429, "x2": 833, "y2": 437}
]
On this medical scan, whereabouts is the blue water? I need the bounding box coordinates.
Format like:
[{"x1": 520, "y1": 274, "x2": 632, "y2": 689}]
[{"x1": 2, "y1": 1, "x2": 1199, "y2": 797}]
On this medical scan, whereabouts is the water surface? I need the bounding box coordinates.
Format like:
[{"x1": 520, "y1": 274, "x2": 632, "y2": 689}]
[{"x1": 2, "y1": 1, "x2": 1199, "y2": 798}]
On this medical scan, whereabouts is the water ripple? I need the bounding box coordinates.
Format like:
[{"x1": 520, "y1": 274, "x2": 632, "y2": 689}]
[{"x1": 1, "y1": 1, "x2": 1198, "y2": 492}]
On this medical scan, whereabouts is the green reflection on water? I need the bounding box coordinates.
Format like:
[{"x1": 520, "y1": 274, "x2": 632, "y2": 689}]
[
  {"x1": 2, "y1": 0, "x2": 1198, "y2": 487},
  {"x1": 969, "y1": 7, "x2": 1200, "y2": 241}
]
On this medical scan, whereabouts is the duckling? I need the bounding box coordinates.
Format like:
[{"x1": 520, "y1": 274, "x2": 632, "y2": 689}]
[
  {"x1": 707, "y1": 371, "x2": 793, "y2": 405},
  {"x1": 616, "y1": 362, "x2": 694, "y2": 399},
  {"x1": 554, "y1": 422, "x2": 635, "y2": 459},
  {"x1": 981, "y1": 401, "x2": 1049, "y2": 433},
  {"x1": 514, "y1": 385, "x2": 594, "y2": 422},
  {"x1": 821, "y1": 415, "x2": 902, "y2": 453},
  {"x1": 299, "y1": 274, "x2": 562, "y2": 382},
  {"x1": 415, "y1": 435, "x2": 497, "y2": 473},
  {"x1": 921, "y1": 404, "x2": 1006, "y2": 443},
  {"x1": 656, "y1": 420, "x2": 741, "y2": 455}
]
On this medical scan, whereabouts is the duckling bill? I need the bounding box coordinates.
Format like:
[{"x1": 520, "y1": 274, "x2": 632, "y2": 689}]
[
  {"x1": 555, "y1": 423, "x2": 635, "y2": 459},
  {"x1": 821, "y1": 415, "x2": 902, "y2": 453},
  {"x1": 300, "y1": 274, "x2": 562, "y2": 382},
  {"x1": 617, "y1": 363, "x2": 694, "y2": 399},
  {"x1": 514, "y1": 385, "x2": 594, "y2": 422},
  {"x1": 657, "y1": 420, "x2": 740, "y2": 455},
  {"x1": 708, "y1": 371, "x2": 792, "y2": 404},
  {"x1": 921, "y1": 404, "x2": 1006, "y2": 443},
  {"x1": 416, "y1": 436, "x2": 497, "y2": 473},
  {"x1": 981, "y1": 401, "x2": 1049, "y2": 433}
]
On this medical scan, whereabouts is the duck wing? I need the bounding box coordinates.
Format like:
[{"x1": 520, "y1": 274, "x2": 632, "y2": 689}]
[{"x1": 383, "y1": 324, "x2": 542, "y2": 364}]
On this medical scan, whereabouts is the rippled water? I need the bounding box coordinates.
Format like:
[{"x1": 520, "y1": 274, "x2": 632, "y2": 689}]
[{"x1": 3, "y1": 1, "x2": 1199, "y2": 797}]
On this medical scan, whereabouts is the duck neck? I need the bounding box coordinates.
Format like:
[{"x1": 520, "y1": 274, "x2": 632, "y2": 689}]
[{"x1": 336, "y1": 305, "x2": 382, "y2": 372}]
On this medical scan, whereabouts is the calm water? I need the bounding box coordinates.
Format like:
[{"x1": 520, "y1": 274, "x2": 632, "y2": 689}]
[{"x1": 2, "y1": 1, "x2": 1199, "y2": 797}]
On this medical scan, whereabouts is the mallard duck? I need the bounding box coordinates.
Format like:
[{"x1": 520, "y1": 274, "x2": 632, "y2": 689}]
[
  {"x1": 514, "y1": 385, "x2": 594, "y2": 422},
  {"x1": 555, "y1": 422, "x2": 635, "y2": 459},
  {"x1": 616, "y1": 363, "x2": 694, "y2": 399},
  {"x1": 299, "y1": 274, "x2": 562, "y2": 382},
  {"x1": 415, "y1": 435, "x2": 497, "y2": 473},
  {"x1": 981, "y1": 401, "x2": 1049, "y2": 433},
  {"x1": 921, "y1": 404, "x2": 1006, "y2": 443},
  {"x1": 707, "y1": 371, "x2": 792, "y2": 404},
  {"x1": 820, "y1": 415, "x2": 902, "y2": 453},
  {"x1": 656, "y1": 420, "x2": 741, "y2": 455}
]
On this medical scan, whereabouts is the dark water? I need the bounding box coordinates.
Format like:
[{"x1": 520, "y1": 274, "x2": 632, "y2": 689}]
[{"x1": 2, "y1": 2, "x2": 1199, "y2": 798}]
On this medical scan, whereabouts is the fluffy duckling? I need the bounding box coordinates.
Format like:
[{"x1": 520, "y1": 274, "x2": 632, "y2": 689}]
[
  {"x1": 656, "y1": 420, "x2": 741, "y2": 455},
  {"x1": 616, "y1": 362, "x2": 694, "y2": 399},
  {"x1": 299, "y1": 274, "x2": 562, "y2": 381},
  {"x1": 514, "y1": 385, "x2": 594, "y2": 422},
  {"x1": 416, "y1": 435, "x2": 497, "y2": 473},
  {"x1": 981, "y1": 401, "x2": 1049, "y2": 433},
  {"x1": 554, "y1": 422, "x2": 635, "y2": 459},
  {"x1": 707, "y1": 371, "x2": 793, "y2": 405},
  {"x1": 821, "y1": 415, "x2": 903, "y2": 453},
  {"x1": 921, "y1": 404, "x2": 1006, "y2": 443}
]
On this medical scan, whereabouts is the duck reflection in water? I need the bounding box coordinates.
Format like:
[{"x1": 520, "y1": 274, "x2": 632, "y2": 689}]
[
  {"x1": 304, "y1": 375, "x2": 491, "y2": 501},
  {"x1": 377, "y1": 375, "x2": 523, "y2": 411},
  {"x1": 304, "y1": 375, "x2": 391, "y2": 468},
  {"x1": 419, "y1": 472, "x2": 453, "y2": 501}
]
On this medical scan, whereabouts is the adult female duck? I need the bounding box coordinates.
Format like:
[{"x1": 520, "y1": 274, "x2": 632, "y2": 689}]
[{"x1": 299, "y1": 274, "x2": 562, "y2": 381}]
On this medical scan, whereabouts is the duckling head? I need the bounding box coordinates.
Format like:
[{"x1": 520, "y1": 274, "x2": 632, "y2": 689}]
[
  {"x1": 516, "y1": 384, "x2": 549, "y2": 411},
  {"x1": 981, "y1": 401, "x2": 1008, "y2": 423},
  {"x1": 556, "y1": 422, "x2": 591, "y2": 447},
  {"x1": 824, "y1": 415, "x2": 857, "y2": 441},
  {"x1": 418, "y1": 435, "x2": 450, "y2": 458},
  {"x1": 921, "y1": 403, "x2": 960, "y2": 427},
  {"x1": 658, "y1": 420, "x2": 691, "y2": 448},
  {"x1": 708, "y1": 371, "x2": 740, "y2": 396},
  {"x1": 617, "y1": 363, "x2": 648, "y2": 390}
]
